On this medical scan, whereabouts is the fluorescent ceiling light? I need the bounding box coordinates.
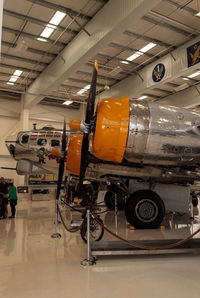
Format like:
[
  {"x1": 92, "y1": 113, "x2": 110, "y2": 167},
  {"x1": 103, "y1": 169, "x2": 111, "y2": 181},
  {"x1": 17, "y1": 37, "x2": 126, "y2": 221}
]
[
  {"x1": 9, "y1": 76, "x2": 18, "y2": 82},
  {"x1": 13, "y1": 70, "x2": 22, "y2": 76},
  {"x1": 127, "y1": 52, "x2": 141, "y2": 62},
  {"x1": 195, "y1": 12, "x2": 200, "y2": 16},
  {"x1": 7, "y1": 82, "x2": 14, "y2": 85},
  {"x1": 40, "y1": 26, "x2": 54, "y2": 38},
  {"x1": 63, "y1": 100, "x2": 72, "y2": 105},
  {"x1": 182, "y1": 77, "x2": 189, "y2": 81},
  {"x1": 138, "y1": 95, "x2": 147, "y2": 100},
  {"x1": 121, "y1": 60, "x2": 129, "y2": 64},
  {"x1": 37, "y1": 37, "x2": 47, "y2": 42},
  {"x1": 50, "y1": 11, "x2": 66, "y2": 25},
  {"x1": 125, "y1": 42, "x2": 157, "y2": 62},
  {"x1": 77, "y1": 84, "x2": 91, "y2": 95},
  {"x1": 188, "y1": 71, "x2": 200, "y2": 78},
  {"x1": 140, "y1": 42, "x2": 156, "y2": 53}
]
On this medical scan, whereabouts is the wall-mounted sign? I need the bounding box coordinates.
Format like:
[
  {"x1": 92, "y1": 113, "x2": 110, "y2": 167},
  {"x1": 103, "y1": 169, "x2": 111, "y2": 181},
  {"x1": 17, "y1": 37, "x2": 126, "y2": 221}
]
[
  {"x1": 187, "y1": 41, "x2": 200, "y2": 67},
  {"x1": 152, "y1": 63, "x2": 165, "y2": 82}
]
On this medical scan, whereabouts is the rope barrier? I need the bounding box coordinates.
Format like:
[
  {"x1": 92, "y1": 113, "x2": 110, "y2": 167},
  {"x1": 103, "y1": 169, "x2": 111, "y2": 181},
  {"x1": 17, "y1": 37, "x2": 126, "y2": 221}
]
[
  {"x1": 94, "y1": 216, "x2": 200, "y2": 250},
  {"x1": 58, "y1": 198, "x2": 200, "y2": 251},
  {"x1": 57, "y1": 205, "x2": 86, "y2": 233}
]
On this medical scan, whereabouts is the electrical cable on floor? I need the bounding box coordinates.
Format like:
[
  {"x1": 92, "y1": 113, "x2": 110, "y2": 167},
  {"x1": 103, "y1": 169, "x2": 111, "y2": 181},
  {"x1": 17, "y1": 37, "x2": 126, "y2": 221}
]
[{"x1": 94, "y1": 215, "x2": 200, "y2": 250}]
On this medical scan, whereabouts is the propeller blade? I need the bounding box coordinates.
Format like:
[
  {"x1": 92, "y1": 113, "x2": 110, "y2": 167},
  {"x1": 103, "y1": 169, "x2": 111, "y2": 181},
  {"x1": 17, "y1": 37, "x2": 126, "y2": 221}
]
[
  {"x1": 85, "y1": 60, "x2": 98, "y2": 124},
  {"x1": 56, "y1": 119, "x2": 66, "y2": 201},
  {"x1": 78, "y1": 60, "x2": 98, "y2": 196}
]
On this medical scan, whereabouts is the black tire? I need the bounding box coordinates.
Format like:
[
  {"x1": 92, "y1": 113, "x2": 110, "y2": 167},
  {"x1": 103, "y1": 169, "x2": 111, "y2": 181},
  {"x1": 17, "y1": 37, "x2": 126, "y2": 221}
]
[
  {"x1": 125, "y1": 190, "x2": 165, "y2": 229},
  {"x1": 104, "y1": 190, "x2": 125, "y2": 211},
  {"x1": 80, "y1": 217, "x2": 104, "y2": 244}
]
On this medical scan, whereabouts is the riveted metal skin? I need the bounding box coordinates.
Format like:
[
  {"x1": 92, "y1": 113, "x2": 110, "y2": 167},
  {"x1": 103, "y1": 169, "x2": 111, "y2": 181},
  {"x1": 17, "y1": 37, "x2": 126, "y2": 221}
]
[{"x1": 125, "y1": 100, "x2": 200, "y2": 166}]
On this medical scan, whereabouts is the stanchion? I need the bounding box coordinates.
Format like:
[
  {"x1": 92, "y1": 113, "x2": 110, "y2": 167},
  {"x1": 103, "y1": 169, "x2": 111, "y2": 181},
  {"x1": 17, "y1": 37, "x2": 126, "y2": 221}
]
[
  {"x1": 115, "y1": 193, "x2": 118, "y2": 215},
  {"x1": 51, "y1": 199, "x2": 62, "y2": 238},
  {"x1": 81, "y1": 209, "x2": 96, "y2": 266}
]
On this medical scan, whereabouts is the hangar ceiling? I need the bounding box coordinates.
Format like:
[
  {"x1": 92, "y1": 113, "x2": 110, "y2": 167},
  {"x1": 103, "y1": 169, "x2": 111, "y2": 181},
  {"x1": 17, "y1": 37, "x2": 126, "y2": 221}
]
[{"x1": 1, "y1": 0, "x2": 200, "y2": 110}]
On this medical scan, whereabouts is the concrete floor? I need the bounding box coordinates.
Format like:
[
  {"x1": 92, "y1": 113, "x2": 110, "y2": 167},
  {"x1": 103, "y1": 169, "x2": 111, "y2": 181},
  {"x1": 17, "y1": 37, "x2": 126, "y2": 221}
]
[{"x1": 1, "y1": 200, "x2": 200, "y2": 298}]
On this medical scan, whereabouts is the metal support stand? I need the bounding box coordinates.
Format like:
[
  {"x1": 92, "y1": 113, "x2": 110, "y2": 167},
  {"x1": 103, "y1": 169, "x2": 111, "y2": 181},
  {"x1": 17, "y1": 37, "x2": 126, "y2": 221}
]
[
  {"x1": 51, "y1": 200, "x2": 61, "y2": 238},
  {"x1": 114, "y1": 193, "x2": 118, "y2": 215},
  {"x1": 91, "y1": 238, "x2": 200, "y2": 260},
  {"x1": 81, "y1": 209, "x2": 96, "y2": 266}
]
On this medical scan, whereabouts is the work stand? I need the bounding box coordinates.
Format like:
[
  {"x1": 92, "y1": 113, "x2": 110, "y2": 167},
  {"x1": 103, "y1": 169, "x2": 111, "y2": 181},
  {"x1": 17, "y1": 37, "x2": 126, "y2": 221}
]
[{"x1": 91, "y1": 238, "x2": 200, "y2": 259}]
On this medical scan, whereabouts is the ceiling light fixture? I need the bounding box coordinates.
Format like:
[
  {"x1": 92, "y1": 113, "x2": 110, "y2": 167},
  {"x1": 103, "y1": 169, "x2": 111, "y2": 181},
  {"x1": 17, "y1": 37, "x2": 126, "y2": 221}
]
[
  {"x1": 40, "y1": 26, "x2": 54, "y2": 38},
  {"x1": 123, "y1": 42, "x2": 157, "y2": 63},
  {"x1": 7, "y1": 82, "x2": 14, "y2": 85},
  {"x1": 13, "y1": 70, "x2": 23, "y2": 76},
  {"x1": 7, "y1": 69, "x2": 23, "y2": 84},
  {"x1": 38, "y1": 11, "x2": 66, "y2": 43},
  {"x1": 50, "y1": 11, "x2": 66, "y2": 25},
  {"x1": 121, "y1": 60, "x2": 129, "y2": 64},
  {"x1": 63, "y1": 100, "x2": 72, "y2": 105},
  {"x1": 77, "y1": 84, "x2": 91, "y2": 95},
  {"x1": 195, "y1": 0, "x2": 200, "y2": 16},
  {"x1": 188, "y1": 71, "x2": 200, "y2": 78},
  {"x1": 37, "y1": 37, "x2": 48, "y2": 42}
]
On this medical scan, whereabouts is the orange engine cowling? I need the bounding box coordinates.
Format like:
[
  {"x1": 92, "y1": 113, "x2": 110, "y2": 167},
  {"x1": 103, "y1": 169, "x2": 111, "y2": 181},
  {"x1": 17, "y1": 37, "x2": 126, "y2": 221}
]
[
  {"x1": 92, "y1": 96, "x2": 129, "y2": 163},
  {"x1": 66, "y1": 134, "x2": 83, "y2": 175}
]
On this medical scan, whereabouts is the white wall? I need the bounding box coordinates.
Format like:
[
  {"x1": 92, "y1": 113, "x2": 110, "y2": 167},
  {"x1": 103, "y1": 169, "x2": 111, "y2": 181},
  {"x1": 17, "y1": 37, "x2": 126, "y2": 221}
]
[{"x1": 0, "y1": 97, "x2": 84, "y2": 186}]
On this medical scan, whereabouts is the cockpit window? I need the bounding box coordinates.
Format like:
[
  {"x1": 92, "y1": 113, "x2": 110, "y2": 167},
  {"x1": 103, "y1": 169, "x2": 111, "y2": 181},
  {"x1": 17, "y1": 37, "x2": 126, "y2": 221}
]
[
  {"x1": 37, "y1": 138, "x2": 47, "y2": 146},
  {"x1": 21, "y1": 134, "x2": 29, "y2": 144},
  {"x1": 51, "y1": 139, "x2": 60, "y2": 147}
]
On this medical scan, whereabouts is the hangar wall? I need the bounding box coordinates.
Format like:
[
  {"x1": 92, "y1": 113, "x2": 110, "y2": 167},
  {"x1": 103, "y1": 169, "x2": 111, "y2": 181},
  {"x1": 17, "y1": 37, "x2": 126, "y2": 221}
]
[{"x1": 0, "y1": 97, "x2": 85, "y2": 186}]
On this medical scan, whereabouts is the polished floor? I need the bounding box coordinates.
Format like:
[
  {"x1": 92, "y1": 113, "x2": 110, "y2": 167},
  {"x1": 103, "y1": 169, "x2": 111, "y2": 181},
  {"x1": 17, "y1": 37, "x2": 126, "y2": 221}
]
[{"x1": 1, "y1": 200, "x2": 200, "y2": 298}]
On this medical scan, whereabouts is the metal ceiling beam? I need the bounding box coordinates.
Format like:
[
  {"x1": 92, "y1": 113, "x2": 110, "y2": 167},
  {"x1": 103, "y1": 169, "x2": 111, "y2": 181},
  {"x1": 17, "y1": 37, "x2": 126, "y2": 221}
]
[
  {"x1": 26, "y1": 0, "x2": 91, "y2": 20},
  {"x1": 76, "y1": 70, "x2": 117, "y2": 82},
  {"x1": 3, "y1": 26, "x2": 66, "y2": 47},
  {"x1": 99, "y1": 34, "x2": 200, "y2": 101},
  {"x1": 149, "y1": 10, "x2": 200, "y2": 34},
  {"x1": 23, "y1": 0, "x2": 162, "y2": 108},
  {"x1": 142, "y1": 15, "x2": 196, "y2": 37},
  {"x1": 109, "y1": 41, "x2": 155, "y2": 58},
  {"x1": 67, "y1": 77, "x2": 105, "y2": 87},
  {"x1": 97, "y1": 52, "x2": 139, "y2": 66},
  {"x1": 163, "y1": 0, "x2": 197, "y2": 16},
  {"x1": 1, "y1": 40, "x2": 57, "y2": 58},
  {"x1": 1, "y1": 53, "x2": 48, "y2": 67},
  {"x1": 3, "y1": 9, "x2": 78, "y2": 35},
  {"x1": 124, "y1": 30, "x2": 172, "y2": 48},
  {"x1": 0, "y1": 63, "x2": 41, "y2": 74},
  {"x1": 0, "y1": 79, "x2": 28, "y2": 87},
  {"x1": 0, "y1": 71, "x2": 34, "y2": 81}
]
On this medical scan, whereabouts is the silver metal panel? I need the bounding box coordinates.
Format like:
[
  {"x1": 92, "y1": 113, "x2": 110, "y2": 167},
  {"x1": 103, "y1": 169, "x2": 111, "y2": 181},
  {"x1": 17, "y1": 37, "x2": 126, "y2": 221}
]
[{"x1": 125, "y1": 100, "x2": 200, "y2": 166}]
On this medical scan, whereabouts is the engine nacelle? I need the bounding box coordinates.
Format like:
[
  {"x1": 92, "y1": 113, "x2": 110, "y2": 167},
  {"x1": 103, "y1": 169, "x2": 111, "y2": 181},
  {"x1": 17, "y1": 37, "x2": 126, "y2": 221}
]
[
  {"x1": 66, "y1": 134, "x2": 83, "y2": 175},
  {"x1": 92, "y1": 96, "x2": 129, "y2": 163},
  {"x1": 92, "y1": 98, "x2": 200, "y2": 167}
]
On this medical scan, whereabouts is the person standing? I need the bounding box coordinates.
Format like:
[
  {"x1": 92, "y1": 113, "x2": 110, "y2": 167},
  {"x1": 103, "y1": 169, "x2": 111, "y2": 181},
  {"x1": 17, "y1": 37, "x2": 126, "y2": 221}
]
[
  {"x1": 0, "y1": 177, "x2": 8, "y2": 218},
  {"x1": 8, "y1": 183, "x2": 18, "y2": 218}
]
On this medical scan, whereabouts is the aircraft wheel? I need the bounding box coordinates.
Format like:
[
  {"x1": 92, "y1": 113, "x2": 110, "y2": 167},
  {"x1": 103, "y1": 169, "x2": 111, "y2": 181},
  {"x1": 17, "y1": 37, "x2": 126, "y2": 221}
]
[
  {"x1": 80, "y1": 216, "x2": 104, "y2": 244},
  {"x1": 104, "y1": 190, "x2": 125, "y2": 211},
  {"x1": 125, "y1": 190, "x2": 165, "y2": 229}
]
